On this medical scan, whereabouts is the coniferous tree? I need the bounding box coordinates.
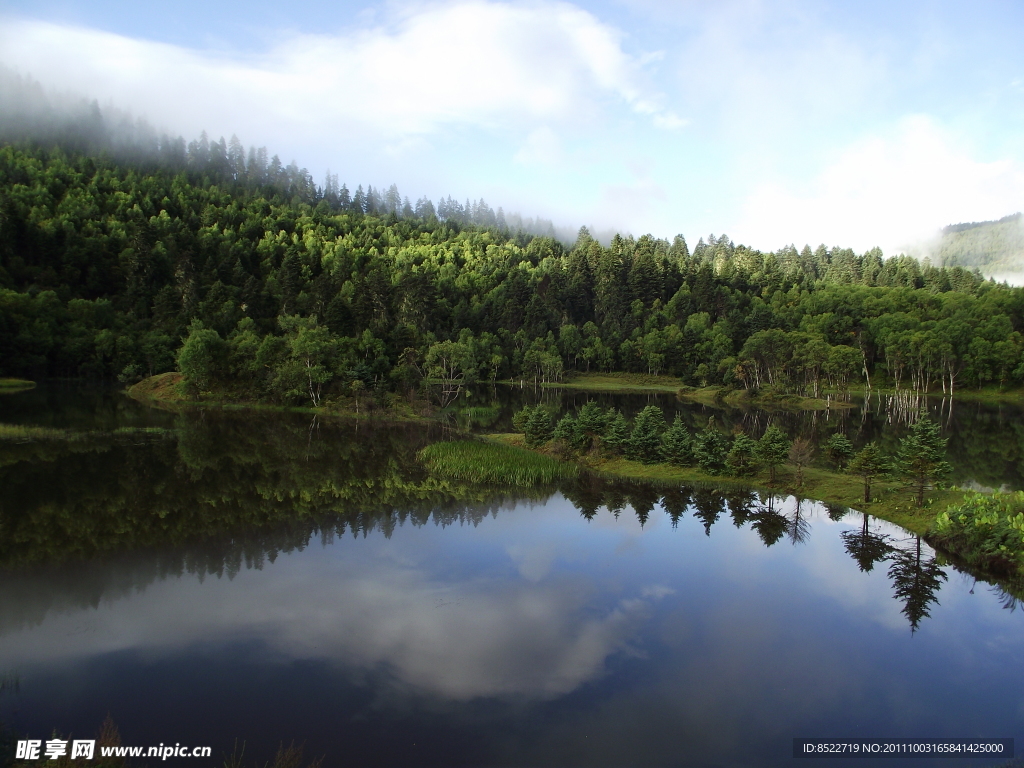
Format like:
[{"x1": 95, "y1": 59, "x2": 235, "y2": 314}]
[
  {"x1": 693, "y1": 418, "x2": 731, "y2": 474},
  {"x1": 627, "y1": 405, "x2": 665, "y2": 464},
  {"x1": 848, "y1": 443, "x2": 888, "y2": 503},
  {"x1": 512, "y1": 405, "x2": 535, "y2": 433},
  {"x1": 574, "y1": 401, "x2": 609, "y2": 452},
  {"x1": 660, "y1": 415, "x2": 693, "y2": 465},
  {"x1": 825, "y1": 433, "x2": 855, "y2": 469},
  {"x1": 603, "y1": 410, "x2": 631, "y2": 455},
  {"x1": 524, "y1": 406, "x2": 554, "y2": 448},
  {"x1": 553, "y1": 413, "x2": 577, "y2": 450},
  {"x1": 725, "y1": 433, "x2": 759, "y2": 476},
  {"x1": 756, "y1": 426, "x2": 790, "y2": 484},
  {"x1": 896, "y1": 410, "x2": 951, "y2": 506}
]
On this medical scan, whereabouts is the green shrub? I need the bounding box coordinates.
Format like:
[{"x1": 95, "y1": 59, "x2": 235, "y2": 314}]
[{"x1": 932, "y1": 491, "x2": 1024, "y2": 574}]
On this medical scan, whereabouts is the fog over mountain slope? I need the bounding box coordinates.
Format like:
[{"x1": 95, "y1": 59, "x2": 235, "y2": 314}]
[{"x1": 934, "y1": 214, "x2": 1024, "y2": 282}]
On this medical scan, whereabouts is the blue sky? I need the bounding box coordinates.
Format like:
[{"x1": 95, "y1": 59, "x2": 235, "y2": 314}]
[{"x1": 1, "y1": 0, "x2": 1022, "y2": 253}]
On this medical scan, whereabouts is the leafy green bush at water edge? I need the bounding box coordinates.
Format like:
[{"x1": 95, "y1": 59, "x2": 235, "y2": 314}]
[{"x1": 932, "y1": 491, "x2": 1024, "y2": 574}]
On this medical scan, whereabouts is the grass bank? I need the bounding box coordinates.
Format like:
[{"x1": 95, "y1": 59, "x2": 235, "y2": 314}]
[
  {"x1": 676, "y1": 385, "x2": 855, "y2": 412},
  {"x1": 483, "y1": 432, "x2": 959, "y2": 536},
  {"x1": 127, "y1": 372, "x2": 431, "y2": 422},
  {"x1": 545, "y1": 373, "x2": 851, "y2": 411},
  {"x1": 419, "y1": 440, "x2": 578, "y2": 485},
  {"x1": 0, "y1": 377, "x2": 35, "y2": 392}
]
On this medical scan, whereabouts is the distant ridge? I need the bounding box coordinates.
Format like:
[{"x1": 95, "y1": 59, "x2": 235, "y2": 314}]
[
  {"x1": 936, "y1": 212, "x2": 1024, "y2": 272},
  {"x1": 942, "y1": 212, "x2": 1022, "y2": 235}
]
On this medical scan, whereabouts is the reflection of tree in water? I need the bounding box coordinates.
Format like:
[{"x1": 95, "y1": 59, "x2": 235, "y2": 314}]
[
  {"x1": 661, "y1": 487, "x2": 691, "y2": 528},
  {"x1": 691, "y1": 489, "x2": 724, "y2": 536},
  {"x1": 0, "y1": 412, "x2": 1005, "y2": 634},
  {"x1": 725, "y1": 490, "x2": 757, "y2": 528},
  {"x1": 750, "y1": 493, "x2": 788, "y2": 548},
  {"x1": 0, "y1": 411, "x2": 545, "y2": 568},
  {"x1": 562, "y1": 475, "x2": 605, "y2": 522},
  {"x1": 887, "y1": 536, "x2": 948, "y2": 633},
  {"x1": 627, "y1": 484, "x2": 661, "y2": 528},
  {"x1": 824, "y1": 503, "x2": 848, "y2": 522},
  {"x1": 786, "y1": 498, "x2": 812, "y2": 545},
  {"x1": 840, "y1": 513, "x2": 894, "y2": 573}
]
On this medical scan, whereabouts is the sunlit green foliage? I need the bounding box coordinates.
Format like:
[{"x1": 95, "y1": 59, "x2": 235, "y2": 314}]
[
  {"x1": 933, "y1": 491, "x2": 1024, "y2": 574},
  {"x1": 2, "y1": 142, "x2": 1023, "y2": 402}
]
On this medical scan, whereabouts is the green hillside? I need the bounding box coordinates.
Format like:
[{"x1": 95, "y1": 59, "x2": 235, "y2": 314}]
[{"x1": 938, "y1": 213, "x2": 1024, "y2": 272}]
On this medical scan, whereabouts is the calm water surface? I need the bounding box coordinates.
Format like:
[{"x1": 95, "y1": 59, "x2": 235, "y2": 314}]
[{"x1": 1, "y1": 384, "x2": 1022, "y2": 767}]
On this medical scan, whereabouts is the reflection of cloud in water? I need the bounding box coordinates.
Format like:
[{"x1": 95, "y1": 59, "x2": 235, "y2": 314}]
[{"x1": 0, "y1": 542, "x2": 673, "y2": 701}]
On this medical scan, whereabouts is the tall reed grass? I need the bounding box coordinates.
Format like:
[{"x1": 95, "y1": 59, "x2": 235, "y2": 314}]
[{"x1": 418, "y1": 440, "x2": 578, "y2": 485}]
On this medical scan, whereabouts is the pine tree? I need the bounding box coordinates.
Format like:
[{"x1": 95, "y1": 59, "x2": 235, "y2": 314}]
[
  {"x1": 627, "y1": 405, "x2": 666, "y2": 464},
  {"x1": 756, "y1": 426, "x2": 790, "y2": 484},
  {"x1": 725, "y1": 433, "x2": 759, "y2": 476},
  {"x1": 553, "y1": 413, "x2": 577, "y2": 448},
  {"x1": 660, "y1": 415, "x2": 693, "y2": 465},
  {"x1": 603, "y1": 410, "x2": 630, "y2": 455},
  {"x1": 575, "y1": 400, "x2": 609, "y2": 451},
  {"x1": 512, "y1": 405, "x2": 534, "y2": 433},
  {"x1": 897, "y1": 410, "x2": 951, "y2": 506},
  {"x1": 524, "y1": 407, "x2": 554, "y2": 447},
  {"x1": 848, "y1": 443, "x2": 888, "y2": 503},
  {"x1": 825, "y1": 433, "x2": 854, "y2": 469},
  {"x1": 693, "y1": 418, "x2": 731, "y2": 474}
]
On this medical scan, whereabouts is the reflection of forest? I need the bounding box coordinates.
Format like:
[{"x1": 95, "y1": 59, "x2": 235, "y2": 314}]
[
  {"x1": 0, "y1": 408, "x2": 1018, "y2": 634},
  {"x1": 502, "y1": 385, "x2": 1024, "y2": 489},
  {"x1": 0, "y1": 411, "x2": 546, "y2": 567}
]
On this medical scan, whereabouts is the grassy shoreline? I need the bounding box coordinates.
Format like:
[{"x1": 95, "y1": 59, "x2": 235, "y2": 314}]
[
  {"x1": 482, "y1": 432, "x2": 953, "y2": 536},
  {"x1": 125, "y1": 372, "x2": 1022, "y2": 588},
  {"x1": 126, "y1": 372, "x2": 432, "y2": 422},
  {"x1": 0, "y1": 377, "x2": 35, "y2": 391},
  {"x1": 547, "y1": 372, "x2": 1024, "y2": 407},
  {"x1": 542, "y1": 373, "x2": 854, "y2": 411}
]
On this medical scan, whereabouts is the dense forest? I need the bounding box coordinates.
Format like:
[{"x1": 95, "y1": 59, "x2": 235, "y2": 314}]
[
  {"x1": 936, "y1": 212, "x2": 1024, "y2": 273},
  {"x1": 3, "y1": 125, "x2": 1024, "y2": 404}
]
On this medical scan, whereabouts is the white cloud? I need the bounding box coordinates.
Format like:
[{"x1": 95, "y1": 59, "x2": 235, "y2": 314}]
[
  {"x1": 513, "y1": 126, "x2": 563, "y2": 165},
  {"x1": 733, "y1": 115, "x2": 1024, "y2": 254},
  {"x1": 0, "y1": 2, "x2": 680, "y2": 145}
]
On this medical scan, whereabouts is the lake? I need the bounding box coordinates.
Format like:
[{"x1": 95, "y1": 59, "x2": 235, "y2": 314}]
[{"x1": 1, "y1": 383, "x2": 1022, "y2": 767}]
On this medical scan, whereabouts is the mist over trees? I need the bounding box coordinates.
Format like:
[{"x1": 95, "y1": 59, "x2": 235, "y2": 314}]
[
  {"x1": 0, "y1": 66, "x2": 563, "y2": 240},
  {"x1": 935, "y1": 213, "x2": 1024, "y2": 273},
  {"x1": 3, "y1": 66, "x2": 1024, "y2": 405}
]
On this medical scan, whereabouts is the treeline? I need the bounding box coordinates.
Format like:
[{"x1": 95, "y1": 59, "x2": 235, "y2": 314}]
[
  {"x1": 3, "y1": 141, "x2": 1024, "y2": 401},
  {"x1": 0, "y1": 67, "x2": 559, "y2": 237}
]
